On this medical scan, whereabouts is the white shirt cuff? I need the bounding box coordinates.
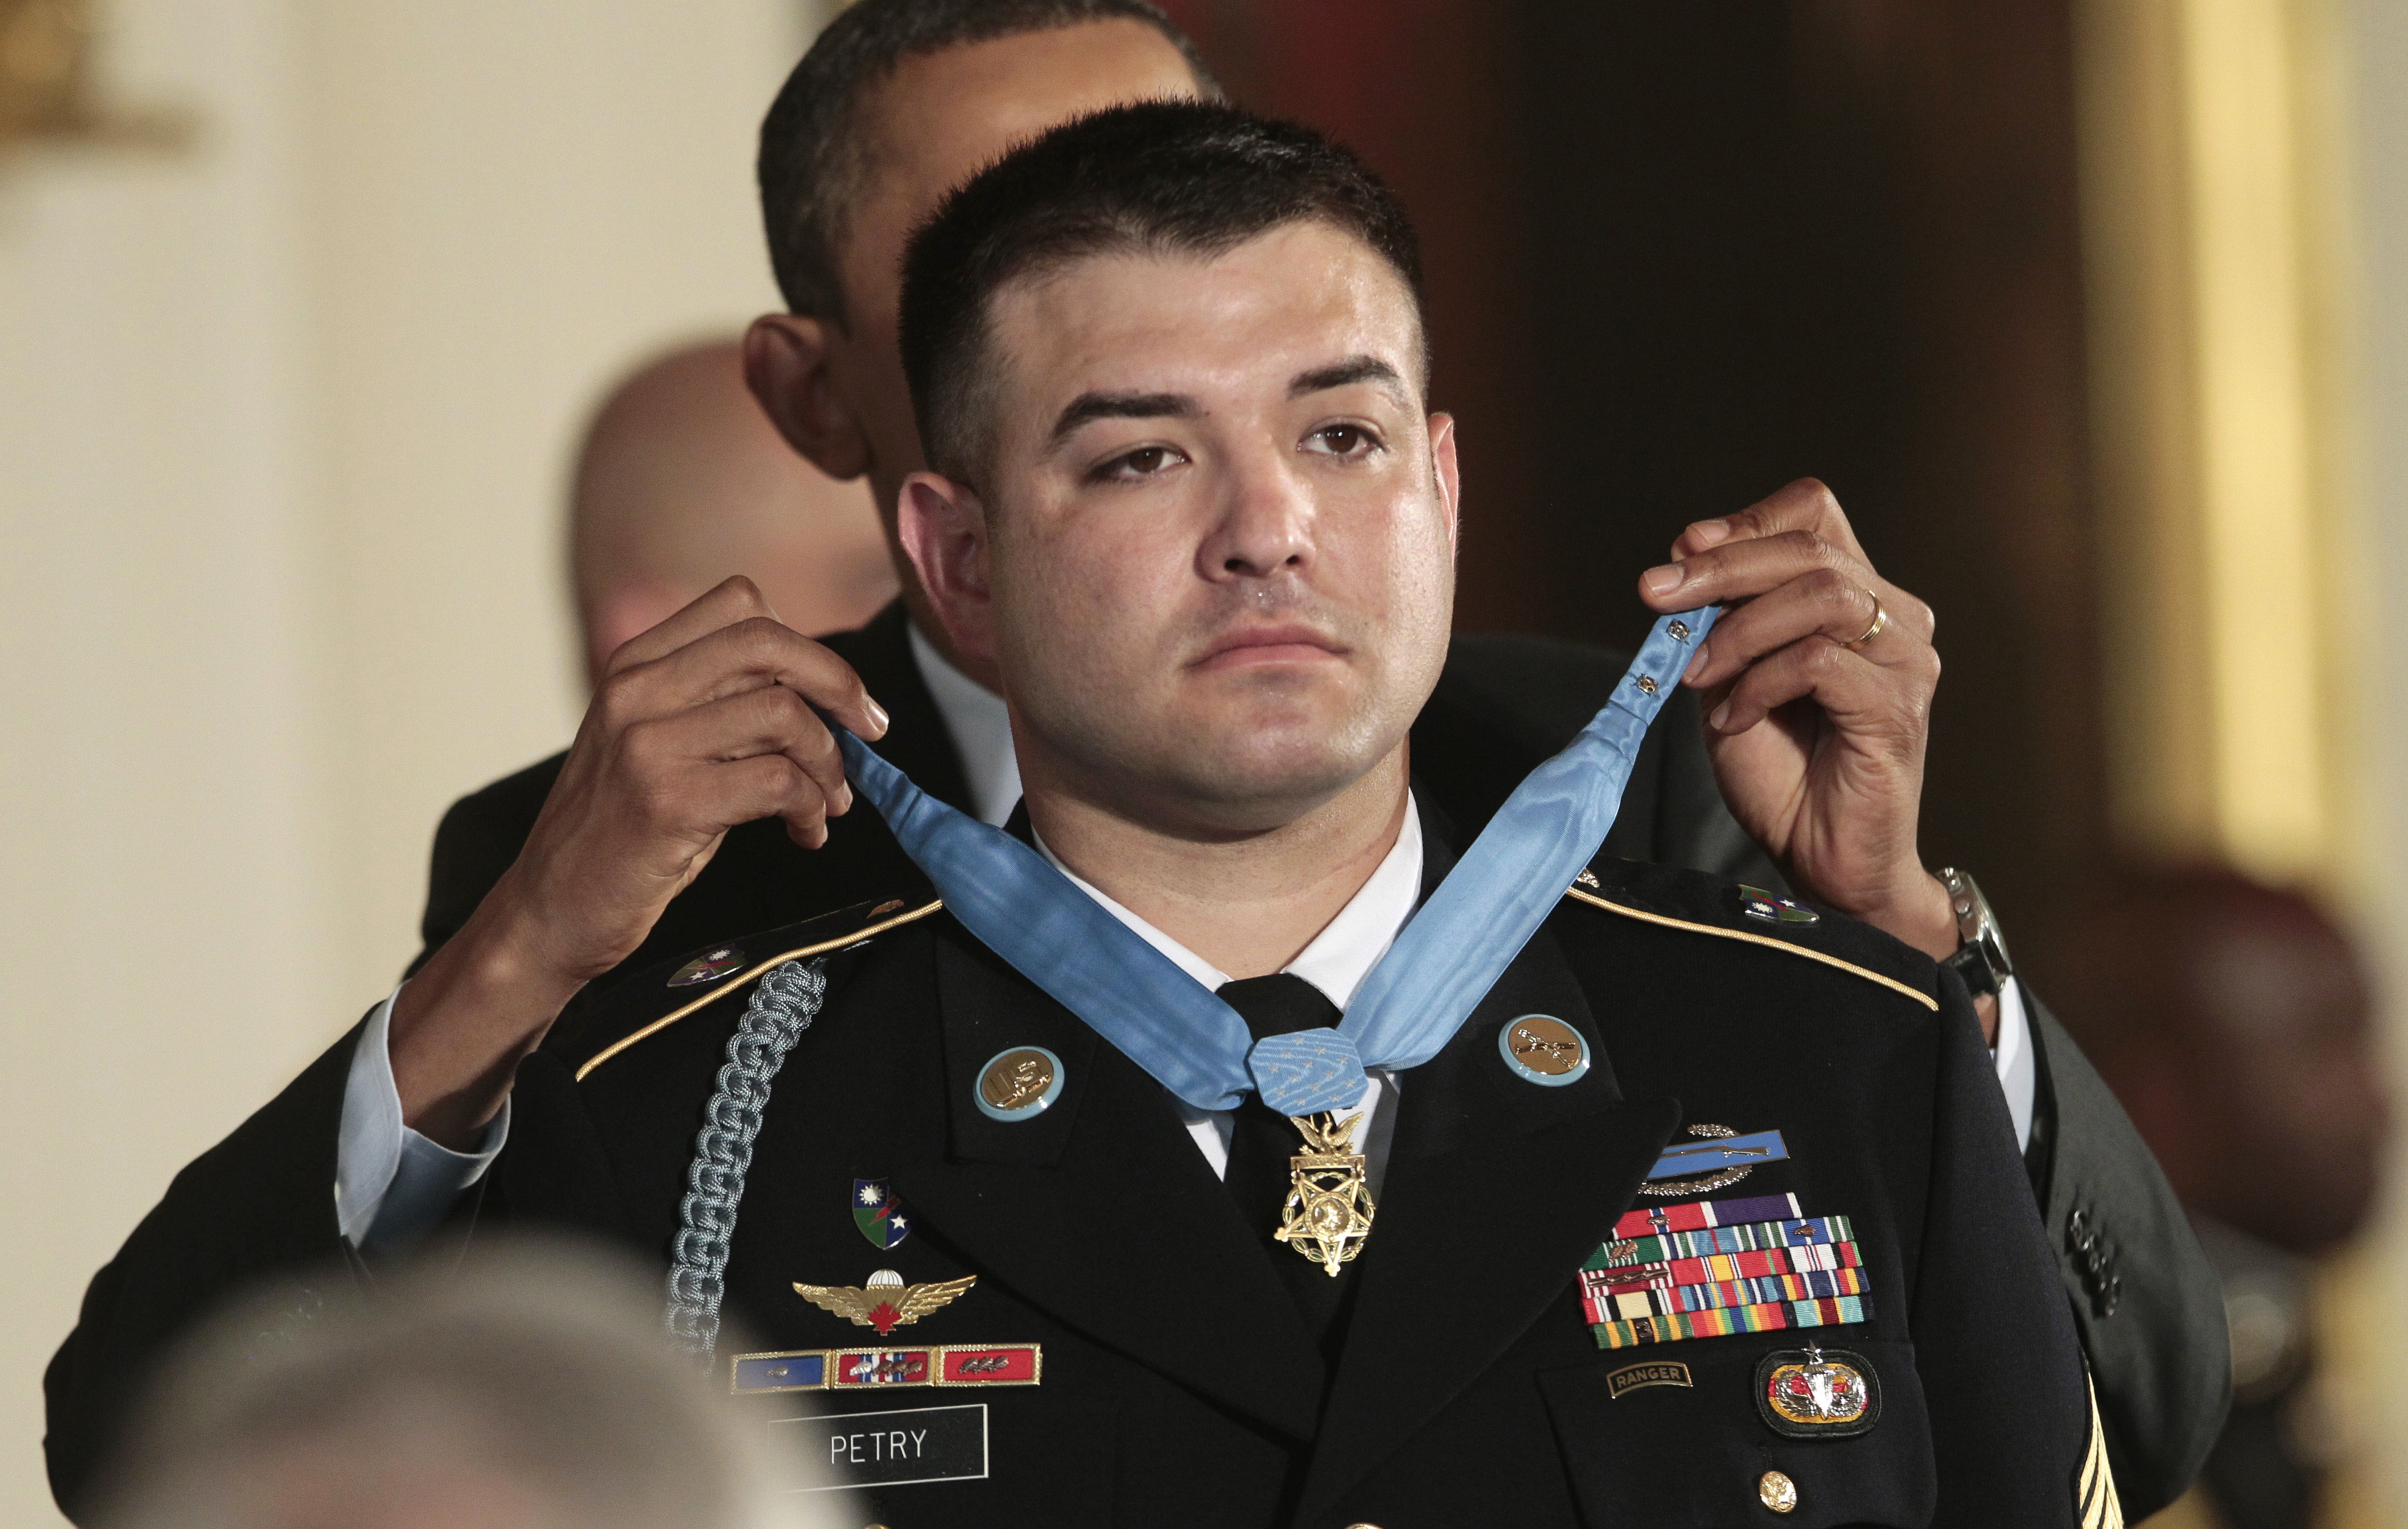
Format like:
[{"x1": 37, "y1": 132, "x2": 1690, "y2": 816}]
[
  {"x1": 1991, "y1": 976, "x2": 2035, "y2": 1153},
  {"x1": 335, "y1": 986, "x2": 509, "y2": 1252}
]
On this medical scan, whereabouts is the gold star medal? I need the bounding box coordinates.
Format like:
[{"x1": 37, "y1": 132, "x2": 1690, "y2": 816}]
[{"x1": 1273, "y1": 1111, "x2": 1376, "y2": 1275}]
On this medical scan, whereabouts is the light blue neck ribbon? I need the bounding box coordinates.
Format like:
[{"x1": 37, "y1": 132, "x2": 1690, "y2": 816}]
[{"x1": 836, "y1": 606, "x2": 1718, "y2": 1116}]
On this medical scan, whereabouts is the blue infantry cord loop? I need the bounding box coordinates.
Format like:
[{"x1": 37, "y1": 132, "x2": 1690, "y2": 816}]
[{"x1": 664, "y1": 957, "x2": 827, "y2": 1358}]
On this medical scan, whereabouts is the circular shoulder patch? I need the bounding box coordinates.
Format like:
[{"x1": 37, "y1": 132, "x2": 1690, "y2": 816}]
[
  {"x1": 975, "y1": 1046, "x2": 1065, "y2": 1122},
  {"x1": 1497, "y1": 1014, "x2": 1591, "y2": 1087}
]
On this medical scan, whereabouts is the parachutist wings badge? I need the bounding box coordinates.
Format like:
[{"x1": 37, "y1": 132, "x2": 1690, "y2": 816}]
[{"x1": 793, "y1": 1269, "x2": 976, "y2": 1336}]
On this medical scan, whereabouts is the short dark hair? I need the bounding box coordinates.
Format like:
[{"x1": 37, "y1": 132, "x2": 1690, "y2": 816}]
[
  {"x1": 898, "y1": 100, "x2": 1428, "y2": 483},
  {"x1": 758, "y1": 0, "x2": 1217, "y2": 327}
]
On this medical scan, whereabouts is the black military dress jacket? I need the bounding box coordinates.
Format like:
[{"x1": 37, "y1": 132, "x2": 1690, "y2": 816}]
[{"x1": 532, "y1": 834, "x2": 2114, "y2": 1528}]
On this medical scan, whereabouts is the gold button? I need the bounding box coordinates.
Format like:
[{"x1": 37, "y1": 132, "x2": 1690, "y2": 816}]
[{"x1": 1758, "y1": 1470, "x2": 1798, "y2": 1513}]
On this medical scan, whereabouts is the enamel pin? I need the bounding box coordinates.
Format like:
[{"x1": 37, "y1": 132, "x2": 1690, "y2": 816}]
[
  {"x1": 1498, "y1": 1014, "x2": 1590, "y2": 1087},
  {"x1": 1738, "y1": 886, "x2": 1820, "y2": 927},
  {"x1": 1756, "y1": 1344, "x2": 1881, "y2": 1438},
  {"x1": 667, "y1": 945, "x2": 746, "y2": 987},
  {"x1": 854, "y1": 1179, "x2": 912, "y2": 1251},
  {"x1": 975, "y1": 1046, "x2": 1064, "y2": 1122},
  {"x1": 794, "y1": 1269, "x2": 976, "y2": 1336}
]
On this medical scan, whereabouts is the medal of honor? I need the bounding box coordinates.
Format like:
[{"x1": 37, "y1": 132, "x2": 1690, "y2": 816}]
[{"x1": 1273, "y1": 1111, "x2": 1376, "y2": 1274}]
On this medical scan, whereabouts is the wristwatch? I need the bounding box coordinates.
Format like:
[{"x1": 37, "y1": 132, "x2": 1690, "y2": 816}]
[{"x1": 1936, "y1": 866, "x2": 2013, "y2": 998}]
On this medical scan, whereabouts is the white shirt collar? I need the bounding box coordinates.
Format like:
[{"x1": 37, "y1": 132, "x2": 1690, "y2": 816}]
[
  {"x1": 1033, "y1": 799, "x2": 1424, "y2": 1012},
  {"x1": 907, "y1": 622, "x2": 1023, "y2": 827}
]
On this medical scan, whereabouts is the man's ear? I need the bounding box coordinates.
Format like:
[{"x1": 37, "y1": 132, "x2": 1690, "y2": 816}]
[
  {"x1": 1429, "y1": 412, "x2": 1461, "y2": 556},
  {"x1": 896, "y1": 470, "x2": 998, "y2": 663},
  {"x1": 744, "y1": 313, "x2": 872, "y2": 481}
]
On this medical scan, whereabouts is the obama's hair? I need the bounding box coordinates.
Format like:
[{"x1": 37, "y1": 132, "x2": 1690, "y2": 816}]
[
  {"x1": 897, "y1": 100, "x2": 1429, "y2": 484},
  {"x1": 760, "y1": 0, "x2": 1218, "y2": 328}
]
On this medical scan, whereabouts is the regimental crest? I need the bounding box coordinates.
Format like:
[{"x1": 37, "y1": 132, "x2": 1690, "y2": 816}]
[
  {"x1": 853, "y1": 1178, "x2": 912, "y2": 1251},
  {"x1": 1738, "y1": 886, "x2": 1820, "y2": 927},
  {"x1": 1755, "y1": 1345, "x2": 1881, "y2": 1438},
  {"x1": 1273, "y1": 1111, "x2": 1377, "y2": 1277},
  {"x1": 793, "y1": 1269, "x2": 976, "y2": 1337},
  {"x1": 667, "y1": 945, "x2": 747, "y2": 987}
]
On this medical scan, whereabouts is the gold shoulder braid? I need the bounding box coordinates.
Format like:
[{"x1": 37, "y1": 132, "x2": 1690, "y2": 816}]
[{"x1": 1273, "y1": 1111, "x2": 1377, "y2": 1274}]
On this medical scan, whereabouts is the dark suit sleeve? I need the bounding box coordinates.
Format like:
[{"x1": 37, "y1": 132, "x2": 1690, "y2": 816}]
[
  {"x1": 43, "y1": 1021, "x2": 368, "y2": 1521},
  {"x1": 2023, "y1": 990, "x2": 2230, "y2": 1517},
  {"x1": 1910, "y1": 974, "x2": 2094, "y2": 1526}
]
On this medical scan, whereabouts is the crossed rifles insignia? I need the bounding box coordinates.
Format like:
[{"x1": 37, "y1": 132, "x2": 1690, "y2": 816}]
[{"x1": 794, "y1": 1269, "x2": 977, "y2": 1337}]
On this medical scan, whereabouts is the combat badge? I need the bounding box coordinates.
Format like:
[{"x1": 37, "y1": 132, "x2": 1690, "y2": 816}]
[
  {"x1": 1638, "y1": 1123, "x2": 1790, "y2": 1197},
  {"x1": 854, "y1": 1179, "x2": 912, "y2": 1251},
  {"x1": 794, "y1": 1270, "x2": 976, "y2": 1336},
  {"x1": 1755, "y1": 1344, "x2": 1881, "y2": 1438},
  {"x1": 668, "y1": 944, "x2": 747, "y2": 987},
  {"x1": 1274, "y1": 1111, "x2": 1376, "y2": 1276},
  {"x1": 1738, "y1": 886, "x2": 1820, "y2": 927}
]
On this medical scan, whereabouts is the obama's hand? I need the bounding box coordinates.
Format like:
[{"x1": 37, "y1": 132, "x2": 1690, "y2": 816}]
[
  {"x1": 1638, "y1": 480, "x2": 1981, "y2": 1032},
  {"x1": 391, "y1": 576, "x2": 889, "y2": 1144}
]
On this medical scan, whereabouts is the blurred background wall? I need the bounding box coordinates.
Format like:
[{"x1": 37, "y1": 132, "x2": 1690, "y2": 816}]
[
  {"x1": 0, "y1": 2, "x2": 813, "y2": 1523},
  {"x1": 1, "y1": 0, "x2": 2404, "y2": 1524}
]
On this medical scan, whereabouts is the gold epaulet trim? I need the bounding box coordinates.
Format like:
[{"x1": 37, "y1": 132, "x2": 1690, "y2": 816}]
[
  {"x1": 1564, "y1": 886, "x2": 1939, "y2": 1013},
  {"x1": 575, "y1": 897, "x2": 945, "y2": 1082}
]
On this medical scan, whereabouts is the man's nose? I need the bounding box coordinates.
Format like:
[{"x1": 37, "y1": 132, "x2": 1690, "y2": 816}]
[{"x1": 1207, "y1": 452, "x2": 1313, "y2": 580}]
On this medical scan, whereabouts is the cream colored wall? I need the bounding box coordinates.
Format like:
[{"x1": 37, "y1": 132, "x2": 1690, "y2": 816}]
[{"x1": 0, "y1": 2, "x2": 808, "y2": 1522}]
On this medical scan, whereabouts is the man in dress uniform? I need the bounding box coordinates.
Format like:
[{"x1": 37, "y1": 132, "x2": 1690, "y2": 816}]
[
  {"x1": 403, "y1": 4, "x2": 2217, "y2": 1504},
  {"x1": 58, "y1": 102, "x2": 2115, "y2": 1526}
]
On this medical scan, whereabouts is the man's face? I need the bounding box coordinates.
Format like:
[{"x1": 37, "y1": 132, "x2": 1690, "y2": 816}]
[
  {"x1": 913, "y1": 220, "x2": 1458, "y2": 833},
  {"x1": 831, "y1": 23, "x2": 1205, "y2": 503}
]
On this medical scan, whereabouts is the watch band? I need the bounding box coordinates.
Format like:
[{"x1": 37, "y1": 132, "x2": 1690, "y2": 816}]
[{"x1": 1936, "y1": 866, "x2": 2013, "y2": 998}]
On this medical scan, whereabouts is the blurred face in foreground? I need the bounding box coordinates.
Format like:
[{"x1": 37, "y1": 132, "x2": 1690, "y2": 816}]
[{"x1": 902, "y1": 219, "x2": 1459, "y2": 836}]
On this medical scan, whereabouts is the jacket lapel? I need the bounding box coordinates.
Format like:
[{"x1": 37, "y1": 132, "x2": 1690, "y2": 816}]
[
  {"x1": 1301, "y1": 924, "x2": 1682, "y2": 1515},
  {"x1": 832, "y1": 600, "x2": 978, "y2": 813},
  {"x1": 891, "y1": 923, "x2": 1328, "y2": 1441}
]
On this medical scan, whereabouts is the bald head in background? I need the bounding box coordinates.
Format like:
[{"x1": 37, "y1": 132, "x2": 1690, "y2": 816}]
[{"x1": 569, "y1": 340, "x2": 899, "y2": 686}]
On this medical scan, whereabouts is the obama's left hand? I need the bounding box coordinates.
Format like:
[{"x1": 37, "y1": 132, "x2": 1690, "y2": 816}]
[{"x1": 1637, "y1": 478, "x2": 1987, "y2": 1037}]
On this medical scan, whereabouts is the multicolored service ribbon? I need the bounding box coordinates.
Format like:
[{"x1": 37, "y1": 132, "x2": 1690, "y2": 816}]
[{"x1": 834, "y1": 605, "x2": 1719, "y2": 1115}]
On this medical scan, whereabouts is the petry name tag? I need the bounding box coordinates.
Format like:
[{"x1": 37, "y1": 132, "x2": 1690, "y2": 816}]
[{"x1": 771, "y1": 1402, "x2": 990, "y2": 1491}]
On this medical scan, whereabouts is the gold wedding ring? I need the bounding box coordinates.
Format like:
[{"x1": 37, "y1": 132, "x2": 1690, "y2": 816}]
[{"x1": 1846, "y1": 593, "x2": 1888, "y2": 651}]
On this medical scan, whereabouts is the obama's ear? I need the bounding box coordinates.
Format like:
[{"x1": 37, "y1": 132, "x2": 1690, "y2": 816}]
[
  {"x1": 896, "y1": 471, "x2": 997, "y2": 664},
  {"x1": 744, "y1": 313, "x2": 872, "y2": 481}
]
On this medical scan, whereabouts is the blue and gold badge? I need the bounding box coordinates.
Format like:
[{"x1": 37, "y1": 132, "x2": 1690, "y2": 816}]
[{"x1": 854, "y1": 1178, "x2": 912, "y2": 1251}]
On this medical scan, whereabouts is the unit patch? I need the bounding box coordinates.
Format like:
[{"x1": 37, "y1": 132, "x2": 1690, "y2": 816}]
[
  {"x1": 1738, "y1": 886, "x2": 1820, "y2": 927},
  {"x1": 1755, "y1": 1345, "x2": 1881, "y2": 1438},
  {"x1": 853, "y1": 1179, "x2": 912, "y2": 1251},
  {"x1": 668, "y1": 945, "x2": 747, "y2": 987}
]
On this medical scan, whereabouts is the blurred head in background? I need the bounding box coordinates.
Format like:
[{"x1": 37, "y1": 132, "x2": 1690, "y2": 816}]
[
  {"x1": 570, "y1": 339, "x2": 898, "y2": 685},
  {"x1": 95, "y1": 1239, "x2": 834, "y2": 1529},
  {"x1": 744, "y1": 0, "x2": 1217, "y2": 671},
  {"x1": 2045, "y1": 864, "x2": 2387, "y2": 1256}
]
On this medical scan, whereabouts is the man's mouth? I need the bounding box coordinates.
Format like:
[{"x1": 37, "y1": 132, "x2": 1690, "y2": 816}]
[{"x1": 1191, "y1": 622, "x2": 1347, "y2": 671}]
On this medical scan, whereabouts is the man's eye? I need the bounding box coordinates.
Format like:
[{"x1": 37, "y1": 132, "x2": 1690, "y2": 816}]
[
  {"x1": 1096, "y1": 445, "x2": 1185, "y2": 481},
  {"x1": 1306, "y1": 424, "x2": 1382, "y2": 457}
]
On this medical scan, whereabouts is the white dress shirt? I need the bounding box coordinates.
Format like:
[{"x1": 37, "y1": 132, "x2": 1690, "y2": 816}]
[{"x1": 335, "y1": 626, "x2": 2039, "y2": 1251}]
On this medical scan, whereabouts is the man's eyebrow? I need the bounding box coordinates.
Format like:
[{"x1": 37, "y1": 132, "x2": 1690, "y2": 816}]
[
  {"x1": 1049, "y1": 391, "x2": 1199, "y2": 443},
  {"x1": 1290, "y1": 356, "x2": 1406, "y2": 398}
]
